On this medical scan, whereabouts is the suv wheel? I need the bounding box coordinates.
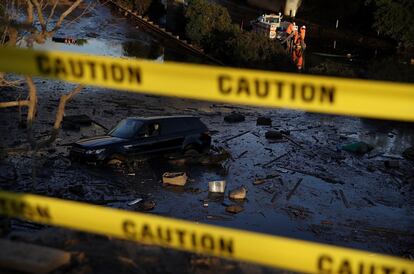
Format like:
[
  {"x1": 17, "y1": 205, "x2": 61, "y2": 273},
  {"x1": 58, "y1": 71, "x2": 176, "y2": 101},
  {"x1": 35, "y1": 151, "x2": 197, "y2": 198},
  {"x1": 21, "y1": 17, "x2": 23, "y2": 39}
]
[{"x1": 184, "y1": 145, "x2": 201, "y2": 157}]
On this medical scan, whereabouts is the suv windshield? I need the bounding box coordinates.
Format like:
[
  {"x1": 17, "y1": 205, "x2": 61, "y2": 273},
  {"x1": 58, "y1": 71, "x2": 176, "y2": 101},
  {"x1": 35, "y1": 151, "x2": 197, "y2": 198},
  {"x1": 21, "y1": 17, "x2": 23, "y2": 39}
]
[{"x1": 108, "y1": 119, "x2": 143, "y2": 139}]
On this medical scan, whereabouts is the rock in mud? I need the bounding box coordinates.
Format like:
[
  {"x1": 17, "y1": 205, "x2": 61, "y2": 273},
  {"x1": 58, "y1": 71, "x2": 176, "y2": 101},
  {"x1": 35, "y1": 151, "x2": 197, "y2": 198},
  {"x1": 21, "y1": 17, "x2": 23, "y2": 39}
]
[
  {"x1": 384, "y1": 160, "x2": 399, "y2": 169},
  {"x1": 68, "y1": 185, "x2": 85, "y2": 196},
  {"x1": 62, "y1": 121, "x2": 80, "y2": 131},
  {"x1": 253, "y1": 178, "x2": 266, "y2": 185},
  {"x1": 141, "y1": 200, "x2": 156, "y2": 211},
  {"x1": 62, "y1": 115, "x2": 93, "y2": 131},
  {"x1": 256, "y1": 116, "x2": 272, "y2": 126},
  {"x1": 265, "y1": 130, "x2": 284, "y2": 140},
  {"x1": 229, "y1": 186, "x2": 247, "y2": 200},
  {"x1": 224, "y1": 113, "x2": 245, "y2": 123},
  {"x1": 162, "y1": 172, "x2": 187, "y2": 186},
  {"x1": 341, "y1": 142, "x2": 373, "y2": 155},
  {"x1": 402, "y1": 147, "x2": 414, "y2": 161},
  {"x1": 63, "y1": 115, "x2": 92, "y2": 126},
  {"x1": 225, "y1": 204, "x2": 244, "y2": 214}
]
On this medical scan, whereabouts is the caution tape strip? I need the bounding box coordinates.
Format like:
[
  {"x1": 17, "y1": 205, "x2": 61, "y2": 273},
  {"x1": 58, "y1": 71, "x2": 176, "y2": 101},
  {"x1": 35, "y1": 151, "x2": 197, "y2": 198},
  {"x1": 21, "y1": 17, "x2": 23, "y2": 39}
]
[
  {"x1": 0, "y1": 47, "x2": 414, "y2": 121},
  {"x1": 0, "y1": 191, "x2": 413, "y2": 273}
]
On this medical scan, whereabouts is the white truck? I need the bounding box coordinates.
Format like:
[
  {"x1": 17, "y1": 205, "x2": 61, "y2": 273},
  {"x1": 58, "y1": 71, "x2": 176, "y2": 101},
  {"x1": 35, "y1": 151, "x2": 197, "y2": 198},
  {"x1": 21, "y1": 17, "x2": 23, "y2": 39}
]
[{"x1": 251, "y1": 13, "x2": 283, "y2": 39}]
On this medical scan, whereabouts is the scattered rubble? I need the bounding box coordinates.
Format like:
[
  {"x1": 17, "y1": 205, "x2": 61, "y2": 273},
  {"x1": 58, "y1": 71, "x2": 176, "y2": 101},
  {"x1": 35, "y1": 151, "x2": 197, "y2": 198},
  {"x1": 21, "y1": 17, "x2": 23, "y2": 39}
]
[
  {"x1": 168, "y1": 148, "x2": 231, "y2": 167},
  {"x1": 384, "y1": 160, "x2": 399, "y2": 169},
  {"x1": 339, "y1": 189, "x2": 350, "y2": 208},
  {"x1": 229, "y1": 186, "x2": 247, "y2": 200},
  {"x1": 127, "y1": 198, "x2": 143, "y2": 206},
  {"x1": 283, "y1": 206, "x2": 313, "y2": 219},
  {"x1": 256, "y1": 116, "x2": 272, "y2": 126},
  {"x1": 254, "y1": 174, "x2": 281, "y2": 184},
  {"x1": 224, "y1": 113, "x2": 245, "y2": 123},
  {"x1": 261, "y1": 152, "x2": 289, "y2": 168},
  {"x1": 402, "y1": 147, "x2": 414, "y2": 161},
  {"x1": 162, "y1": 172, "x2": 187, "y2": 186},
  {"x1": 253, "y1": 178, "x2": 266, "y2": 185},
  {"x1": 235, "y1": 150, "x2": 248, "y2": 159},
  {"x1": 62, "y1": 115, "x2": 93, "y2": 131},
  {"x1": 223, "y1": 131, "x2": 250, "y2": 143},
  {"x1": 286, "y1": 178, "x2": 303, "y2": 201},
  {"x1": 265, "y1": 130, "x2": 284, "y2": 140},
  {"x1": 225, "y1": 205, "x2": 244, "y2": 214}
]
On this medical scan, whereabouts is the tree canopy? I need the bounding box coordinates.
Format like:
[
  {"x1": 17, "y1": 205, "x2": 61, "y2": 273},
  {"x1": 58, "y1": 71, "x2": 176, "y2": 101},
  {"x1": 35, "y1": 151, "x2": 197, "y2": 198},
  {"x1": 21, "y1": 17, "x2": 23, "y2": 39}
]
[
  {"x1": 184, "y1": 0, "x2": 292, "y2": 70},
  {"x1": 367, "y1": 0, "x2": 414, "y2": 48},
  {"x1": 184, "y1": 0, "x2": 232, "y2": 45}
]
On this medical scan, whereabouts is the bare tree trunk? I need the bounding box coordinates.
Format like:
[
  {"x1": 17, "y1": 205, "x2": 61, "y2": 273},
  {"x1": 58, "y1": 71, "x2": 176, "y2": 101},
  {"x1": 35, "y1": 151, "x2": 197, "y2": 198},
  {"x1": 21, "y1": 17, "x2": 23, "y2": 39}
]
[
  {"x1": 26, "y1": 0, "x2": 34, "y2": 24},
  {"x1": 0, "y1": 101, "x2": 29, "y2": 108},
  {"x1": 29, "y1": 0, "x2": 46, "y2": 31},
  {"x1": 52, "y1": 0, "x2": 83, "y2": 32},
  {"x1": 38, "y1": 84, "x2": 84, "y2": 147},
  {"x1": 25, "y1": 76, "x2": 38, "y2": 149},
  {"x1": 46, "y1": 0, "x2": 58, "y2": 25}
]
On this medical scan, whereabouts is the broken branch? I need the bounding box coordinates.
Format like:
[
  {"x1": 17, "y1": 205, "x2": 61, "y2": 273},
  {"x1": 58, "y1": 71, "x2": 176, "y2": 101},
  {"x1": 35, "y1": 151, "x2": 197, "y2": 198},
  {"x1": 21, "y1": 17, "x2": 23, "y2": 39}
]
[
  {"x1": 52, "y1": 0, "x2": 83, "y2": 32},
  {"x1": 0, "y1": 100, "x2": 29, "y2": 108}
]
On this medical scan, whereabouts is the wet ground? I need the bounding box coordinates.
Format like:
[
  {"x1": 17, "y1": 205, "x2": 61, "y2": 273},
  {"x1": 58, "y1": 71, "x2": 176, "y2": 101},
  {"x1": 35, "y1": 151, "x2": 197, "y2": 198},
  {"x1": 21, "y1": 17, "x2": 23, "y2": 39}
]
[{"x1": 1, "y1": 0, "x2": 414, "y2": 273}]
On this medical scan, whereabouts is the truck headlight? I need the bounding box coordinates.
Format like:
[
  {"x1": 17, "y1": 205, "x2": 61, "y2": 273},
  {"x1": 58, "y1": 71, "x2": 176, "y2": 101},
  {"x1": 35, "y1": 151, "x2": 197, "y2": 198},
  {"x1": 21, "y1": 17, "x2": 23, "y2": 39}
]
[{"x1": 86, "y1": 148, "x2": 106, "y2": 155}]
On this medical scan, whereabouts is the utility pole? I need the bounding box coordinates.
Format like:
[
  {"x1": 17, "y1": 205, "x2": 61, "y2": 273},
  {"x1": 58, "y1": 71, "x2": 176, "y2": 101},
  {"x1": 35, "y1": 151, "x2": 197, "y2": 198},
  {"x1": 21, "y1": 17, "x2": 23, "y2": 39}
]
[{"x1": 334, "y1": 19, "x2": 339, "y2": 49}]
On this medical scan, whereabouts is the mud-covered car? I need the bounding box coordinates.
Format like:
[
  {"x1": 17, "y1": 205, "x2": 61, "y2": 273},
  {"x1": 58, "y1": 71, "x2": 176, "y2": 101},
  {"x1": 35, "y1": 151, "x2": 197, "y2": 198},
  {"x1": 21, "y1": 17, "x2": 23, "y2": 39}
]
[{"x1": 69, "y1": 116, "x2": 211, "y2": 164}]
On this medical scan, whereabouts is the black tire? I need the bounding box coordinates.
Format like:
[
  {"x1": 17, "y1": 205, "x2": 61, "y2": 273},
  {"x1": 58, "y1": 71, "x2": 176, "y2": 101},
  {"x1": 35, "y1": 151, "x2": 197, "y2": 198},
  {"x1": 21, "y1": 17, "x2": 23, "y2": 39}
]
[{"x1": 105, "y1": 154, "x2": 126, "y2": 166}]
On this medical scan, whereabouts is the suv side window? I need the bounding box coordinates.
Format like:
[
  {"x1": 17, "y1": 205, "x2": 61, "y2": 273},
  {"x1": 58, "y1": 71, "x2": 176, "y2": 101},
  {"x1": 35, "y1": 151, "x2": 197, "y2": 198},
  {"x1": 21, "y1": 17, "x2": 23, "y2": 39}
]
[
  {"x1": 147, "y1": 123, "x2": 160, "y2": 137},
  {"x1": 138, "y1": 123, "x2": 160, "y2": 138},
  {"x1": 160, "y1": 120, "x2": 181, "y2": 134}
]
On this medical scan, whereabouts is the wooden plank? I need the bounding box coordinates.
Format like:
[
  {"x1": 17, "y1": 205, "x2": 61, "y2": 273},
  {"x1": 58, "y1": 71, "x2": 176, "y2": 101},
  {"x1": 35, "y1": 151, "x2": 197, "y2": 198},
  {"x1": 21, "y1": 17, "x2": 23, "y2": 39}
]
[{"x1": 0, "y1": 239, "x2": 71, "y2": 274}]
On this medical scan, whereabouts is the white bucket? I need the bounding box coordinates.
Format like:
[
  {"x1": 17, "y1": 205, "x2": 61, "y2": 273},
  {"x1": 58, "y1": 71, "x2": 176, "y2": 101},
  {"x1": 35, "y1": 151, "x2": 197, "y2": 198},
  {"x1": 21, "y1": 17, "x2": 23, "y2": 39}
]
[{"x1": 209, "y1": 181, "x2": 226, "y2": 193}]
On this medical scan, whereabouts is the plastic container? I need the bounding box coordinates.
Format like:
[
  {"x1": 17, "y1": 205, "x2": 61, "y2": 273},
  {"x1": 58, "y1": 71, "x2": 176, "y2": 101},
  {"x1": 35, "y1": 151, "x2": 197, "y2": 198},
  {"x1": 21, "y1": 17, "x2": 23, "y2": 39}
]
[{"x1": 209, "y1": 180, "x2": 226, "y2": 193}]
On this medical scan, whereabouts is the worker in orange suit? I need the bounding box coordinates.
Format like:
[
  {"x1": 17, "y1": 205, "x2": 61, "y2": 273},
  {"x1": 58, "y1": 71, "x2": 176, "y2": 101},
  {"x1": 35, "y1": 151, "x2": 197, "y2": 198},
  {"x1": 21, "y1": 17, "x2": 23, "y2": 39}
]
[
  {"x1": 285, "y1": 22, "x2": 295, "y2": 51},
  {"x1": 292, "y1": 41, "x2": 304, "y2": 71},
  {"x1": 286, "y1": 22, "x2": 294, "y2": 35},
  {"x1": 293, "y1": 25, "x2": 299, "y2": 44},
  {"x1": 300, "y1": 25, "x2": 306, "y2": 42}
]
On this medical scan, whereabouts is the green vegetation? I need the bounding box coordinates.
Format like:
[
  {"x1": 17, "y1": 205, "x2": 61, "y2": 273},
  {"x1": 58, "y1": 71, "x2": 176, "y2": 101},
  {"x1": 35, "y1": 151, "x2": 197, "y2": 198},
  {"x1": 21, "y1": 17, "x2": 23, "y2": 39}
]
[
  {"x1": 367, "y1": 57, "x2": 414, "y2": 83},
  {"x1": 184, "y1": 0, "x2": 232, "y2": 45},
  {"x1": 367, "y1": 0, "x2": 414, "y2": 48},
  {"x1": 115, "y1": 0, "x2": 153, "y2": 15},
  {"x1": 184, "y1": 0, "x2": 291, "y2": 70}
]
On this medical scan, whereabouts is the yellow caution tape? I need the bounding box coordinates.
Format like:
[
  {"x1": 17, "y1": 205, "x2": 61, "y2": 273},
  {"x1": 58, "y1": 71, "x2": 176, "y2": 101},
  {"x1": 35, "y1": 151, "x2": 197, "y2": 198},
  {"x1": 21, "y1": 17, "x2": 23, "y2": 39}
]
[
  {"x1": 0, "y1": 47, "x2": 414, "y2": 121},
  {"x1": 0, "y1": 190, "x2": 413, "y2": 273}
]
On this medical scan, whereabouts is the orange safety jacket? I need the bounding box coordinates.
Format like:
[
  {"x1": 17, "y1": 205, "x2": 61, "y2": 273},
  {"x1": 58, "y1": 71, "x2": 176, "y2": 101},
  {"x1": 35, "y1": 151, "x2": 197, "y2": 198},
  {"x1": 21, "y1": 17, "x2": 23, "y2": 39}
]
[
  {"x1": 286, "y1": 23, "x2": 294, "y2": 35},
  {"x1": 300, "y1": 28, "x2": 306, "y2": 41}
]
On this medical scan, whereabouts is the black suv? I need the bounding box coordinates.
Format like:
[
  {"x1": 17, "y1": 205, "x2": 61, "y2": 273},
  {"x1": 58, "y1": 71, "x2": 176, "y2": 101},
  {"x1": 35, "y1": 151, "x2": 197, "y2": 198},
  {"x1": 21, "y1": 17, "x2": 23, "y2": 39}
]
[{"x1": 69, "y1": 116, "x2": 211, "y2": 164}]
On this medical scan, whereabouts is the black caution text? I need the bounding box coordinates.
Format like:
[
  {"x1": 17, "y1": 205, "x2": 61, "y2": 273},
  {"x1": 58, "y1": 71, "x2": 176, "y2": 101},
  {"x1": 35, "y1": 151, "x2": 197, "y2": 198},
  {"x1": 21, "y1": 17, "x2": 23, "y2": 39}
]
[
  {"x1": 218, "y1": 75, "x2": 335, "y2": 104},
  {"x1": 0, "y1": 196, "x2": 51, "y2": 222},
  {"x1": 122, "y1": 219, "x2": 234, "y2": 256},
  {"x1": 317, "y1": 254, "x2": 412, "y2": 274},
  {"x1": 35, "y1": 54, "x2": 141, "y2": 85}
]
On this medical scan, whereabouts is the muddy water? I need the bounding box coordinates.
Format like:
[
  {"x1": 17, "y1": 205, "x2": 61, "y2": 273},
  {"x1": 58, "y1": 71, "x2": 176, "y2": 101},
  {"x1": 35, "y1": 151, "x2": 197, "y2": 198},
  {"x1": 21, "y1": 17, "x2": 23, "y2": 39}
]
[
  {"x1": 1, "y1": 0, "x2": 414, "y2": 260},
  {"x1": 32, "y1": 1, "x2": 204, "y2": 63}
]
